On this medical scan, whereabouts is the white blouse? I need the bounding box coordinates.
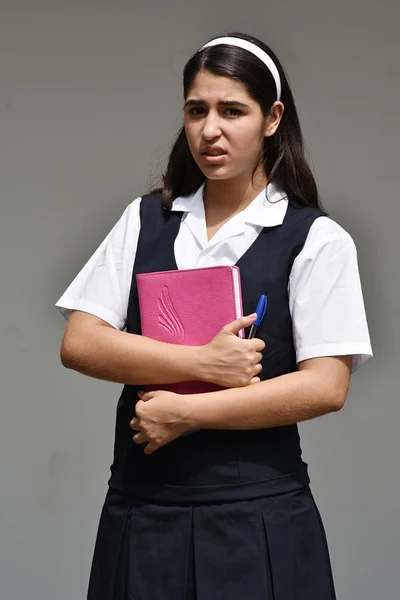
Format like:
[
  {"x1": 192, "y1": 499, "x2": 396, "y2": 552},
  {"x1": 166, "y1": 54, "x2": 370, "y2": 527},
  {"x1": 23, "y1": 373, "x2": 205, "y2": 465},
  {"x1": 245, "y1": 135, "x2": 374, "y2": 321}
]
[{"x1": 56, "y1": 182, "x2": 373, "y2": 372}]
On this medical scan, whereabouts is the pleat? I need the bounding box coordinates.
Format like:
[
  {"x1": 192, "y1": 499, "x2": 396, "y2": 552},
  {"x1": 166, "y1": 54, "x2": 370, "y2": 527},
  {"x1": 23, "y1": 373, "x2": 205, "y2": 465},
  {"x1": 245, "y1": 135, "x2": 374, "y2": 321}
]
[
  {"x1": 193, "y1": 499, "x2": 272, "y2": 600},
  {"x1": 184, "y1": 510, "x2": 197, "y2": 600},
  {"x1": 87, "y1": 488, "x2": 132, "y2": 600},
  {"x1": 260, "y1": 487, "x2": 336, "y2": 600},
  {"x1": 112, "y1": 506, "x2": 131, "y2": 599},
  {"x1": 127, "y1": 500, "x2": 193, "y2": 600},
  {"x1": 311, "y1": 497, "x2": 337, "y2": 599},
  {"x1": 260, "y1": 492, "x2": 298, "y2": 600}
]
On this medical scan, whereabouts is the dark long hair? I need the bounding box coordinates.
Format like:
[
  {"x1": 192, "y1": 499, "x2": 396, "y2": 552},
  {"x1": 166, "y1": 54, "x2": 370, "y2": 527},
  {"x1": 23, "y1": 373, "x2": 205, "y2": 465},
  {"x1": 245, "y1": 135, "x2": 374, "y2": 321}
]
[{"x1": 152, "y1": 32, "x2": 322, "y2": 210}]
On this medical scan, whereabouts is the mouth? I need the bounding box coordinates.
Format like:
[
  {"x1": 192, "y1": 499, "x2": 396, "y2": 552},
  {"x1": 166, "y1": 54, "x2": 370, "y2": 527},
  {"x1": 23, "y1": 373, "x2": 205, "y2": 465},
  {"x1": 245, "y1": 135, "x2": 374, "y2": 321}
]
[
  {"x1": 201, "y1": 155, "x2": 227, "y2": 164},
  {"x1": 200, "y1": 149, "x2": 228, "y2": 164}
]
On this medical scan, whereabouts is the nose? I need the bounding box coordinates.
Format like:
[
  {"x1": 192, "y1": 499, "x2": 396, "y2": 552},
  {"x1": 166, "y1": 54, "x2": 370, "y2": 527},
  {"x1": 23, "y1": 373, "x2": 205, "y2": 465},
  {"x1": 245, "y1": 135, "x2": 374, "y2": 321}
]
[{"x1": 202, "y1": 111, "x2": 222, "y2": 140}]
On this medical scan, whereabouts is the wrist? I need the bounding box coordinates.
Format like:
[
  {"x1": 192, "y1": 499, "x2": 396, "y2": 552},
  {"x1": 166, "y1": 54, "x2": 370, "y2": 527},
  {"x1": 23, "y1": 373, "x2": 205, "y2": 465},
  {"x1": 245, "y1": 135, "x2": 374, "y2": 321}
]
[
  {"x1": 178, "y1": 393, "x2": 203, "y2": 430},
  {"x1": 189, "y1": 345, "x2": 212, "y2": 383}
]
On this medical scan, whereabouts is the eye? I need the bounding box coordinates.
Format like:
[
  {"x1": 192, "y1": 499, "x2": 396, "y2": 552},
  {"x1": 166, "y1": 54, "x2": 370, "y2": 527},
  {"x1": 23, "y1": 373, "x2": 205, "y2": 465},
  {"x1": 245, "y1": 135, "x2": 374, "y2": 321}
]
[
  {"x1": 188, "y1": 107, "x2": 205, "y2": 116},
  {"x1": 224, "y1": 108, "x2": 242, "y2": 117}
]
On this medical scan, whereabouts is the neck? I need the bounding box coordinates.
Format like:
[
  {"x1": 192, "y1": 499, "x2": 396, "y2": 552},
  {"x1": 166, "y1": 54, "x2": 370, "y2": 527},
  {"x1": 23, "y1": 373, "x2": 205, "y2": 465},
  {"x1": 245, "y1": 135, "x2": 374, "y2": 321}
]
[{"x1": 203, "y1": 170, "x2": 268, "y2": 215}]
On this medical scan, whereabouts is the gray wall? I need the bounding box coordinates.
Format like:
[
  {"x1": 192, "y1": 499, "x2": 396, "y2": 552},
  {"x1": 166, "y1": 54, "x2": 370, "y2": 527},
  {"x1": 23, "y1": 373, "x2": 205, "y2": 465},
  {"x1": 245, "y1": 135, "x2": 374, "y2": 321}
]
[{"x1": 1, "y1": 1, "x2": 398, "y2": 598}]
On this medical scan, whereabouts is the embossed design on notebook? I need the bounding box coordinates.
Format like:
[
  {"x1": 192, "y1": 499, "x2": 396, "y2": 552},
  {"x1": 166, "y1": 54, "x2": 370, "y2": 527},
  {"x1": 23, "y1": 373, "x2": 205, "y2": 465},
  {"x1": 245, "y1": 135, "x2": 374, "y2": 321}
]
[{"x1": 158, "y1": 286, "x2": 185, "y2": 343}]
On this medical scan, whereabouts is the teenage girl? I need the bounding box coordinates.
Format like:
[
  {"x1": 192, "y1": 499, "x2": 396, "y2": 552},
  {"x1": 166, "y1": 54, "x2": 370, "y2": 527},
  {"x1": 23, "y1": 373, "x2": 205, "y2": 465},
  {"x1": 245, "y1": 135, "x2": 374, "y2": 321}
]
[{"x1": 57, "y1": 32, "x2": 373, "y2": 600}]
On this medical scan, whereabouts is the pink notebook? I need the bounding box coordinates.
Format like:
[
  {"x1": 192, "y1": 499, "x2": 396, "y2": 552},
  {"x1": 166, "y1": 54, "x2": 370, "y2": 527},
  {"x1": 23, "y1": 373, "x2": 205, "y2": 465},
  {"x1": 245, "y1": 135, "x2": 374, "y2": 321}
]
[{"x1": 136, "y1": 265, "x2": 243, "y2": 394}]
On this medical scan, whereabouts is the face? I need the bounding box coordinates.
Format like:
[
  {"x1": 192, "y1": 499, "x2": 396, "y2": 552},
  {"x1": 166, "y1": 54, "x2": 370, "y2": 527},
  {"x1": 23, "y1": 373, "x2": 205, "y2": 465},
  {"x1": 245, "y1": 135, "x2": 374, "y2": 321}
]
[{"x1": 184, "y1": 70, "x2": 282, "y2": 184}]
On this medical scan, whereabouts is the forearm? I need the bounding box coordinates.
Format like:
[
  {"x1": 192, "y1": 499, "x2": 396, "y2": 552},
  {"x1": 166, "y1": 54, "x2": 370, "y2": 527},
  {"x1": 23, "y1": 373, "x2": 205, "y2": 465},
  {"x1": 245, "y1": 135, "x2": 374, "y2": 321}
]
[
  {"x1": 185, "y1": 369, "x2": 348, "y2": 430},
  {"x1": 61, "y1": 325, "x2": 205, "y2": 386}
]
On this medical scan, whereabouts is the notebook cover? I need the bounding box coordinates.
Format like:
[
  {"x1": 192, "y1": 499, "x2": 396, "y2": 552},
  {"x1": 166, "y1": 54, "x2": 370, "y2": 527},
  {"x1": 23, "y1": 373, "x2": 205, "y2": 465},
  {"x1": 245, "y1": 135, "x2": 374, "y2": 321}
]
[{"x1": 136, "y1": 266, "x2": 243, "y2": 394}]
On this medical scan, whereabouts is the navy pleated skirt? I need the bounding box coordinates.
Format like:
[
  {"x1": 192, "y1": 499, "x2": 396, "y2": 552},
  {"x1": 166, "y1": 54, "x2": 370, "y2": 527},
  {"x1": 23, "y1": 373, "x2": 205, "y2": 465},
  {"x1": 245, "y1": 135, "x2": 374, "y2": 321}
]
[{"x1": 87, "y1": 485, "x2": 336, "y2": 599}]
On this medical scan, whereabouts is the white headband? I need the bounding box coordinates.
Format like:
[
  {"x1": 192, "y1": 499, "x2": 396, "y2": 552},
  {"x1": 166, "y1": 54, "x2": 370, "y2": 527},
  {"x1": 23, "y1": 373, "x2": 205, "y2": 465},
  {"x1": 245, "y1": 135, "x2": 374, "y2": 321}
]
[{"x1": 199, "y1": 37, "x2": 282, "y2": 101}]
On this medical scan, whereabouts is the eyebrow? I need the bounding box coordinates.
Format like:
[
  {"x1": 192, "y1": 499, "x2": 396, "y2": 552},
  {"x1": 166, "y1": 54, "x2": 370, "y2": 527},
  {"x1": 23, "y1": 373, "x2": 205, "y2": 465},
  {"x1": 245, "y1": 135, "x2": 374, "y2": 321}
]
[{"x1": 184, "y1": 99, "x2": 249, "y2": 109}]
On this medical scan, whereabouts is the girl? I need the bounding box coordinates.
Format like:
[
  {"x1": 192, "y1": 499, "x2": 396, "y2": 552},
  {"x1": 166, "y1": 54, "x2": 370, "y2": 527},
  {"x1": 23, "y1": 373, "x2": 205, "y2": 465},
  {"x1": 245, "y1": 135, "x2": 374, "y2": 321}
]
[{"x1": 56, "y1": 32, "x2": 372, "y2": 599}]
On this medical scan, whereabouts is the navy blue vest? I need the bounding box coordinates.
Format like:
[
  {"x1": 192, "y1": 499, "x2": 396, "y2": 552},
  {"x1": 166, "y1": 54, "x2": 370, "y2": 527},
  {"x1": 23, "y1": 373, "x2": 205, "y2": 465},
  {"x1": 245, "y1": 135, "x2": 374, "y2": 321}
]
[{"x1": 108, "y1": 193, "x2": 325, "y2": 503}]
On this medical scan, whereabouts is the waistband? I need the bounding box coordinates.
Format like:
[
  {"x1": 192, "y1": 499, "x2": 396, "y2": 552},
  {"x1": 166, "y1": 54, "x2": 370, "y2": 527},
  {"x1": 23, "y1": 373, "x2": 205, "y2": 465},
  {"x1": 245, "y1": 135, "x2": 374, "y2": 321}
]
[{"x1": 108, "y1": 467, "x2": 310, "y2": 505}]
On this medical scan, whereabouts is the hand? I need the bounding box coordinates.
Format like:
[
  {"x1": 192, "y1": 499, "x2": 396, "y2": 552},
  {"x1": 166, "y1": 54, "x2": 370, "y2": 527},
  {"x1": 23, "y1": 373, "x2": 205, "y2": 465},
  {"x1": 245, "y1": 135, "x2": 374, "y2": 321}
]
[
  {"x1": 130, "y1": 390, "x2": 194, "y2": 455},
  {"x1": 197, "y1": 314, "x2": 266, "y2": 388}
]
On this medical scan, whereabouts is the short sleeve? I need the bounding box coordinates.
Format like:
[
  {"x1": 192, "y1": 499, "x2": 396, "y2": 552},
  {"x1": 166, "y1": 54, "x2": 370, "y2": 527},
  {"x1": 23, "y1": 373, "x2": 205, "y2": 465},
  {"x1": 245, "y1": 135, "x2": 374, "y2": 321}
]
[
  {"x1": 289, "y1": 216, "x2": 373, "y2": 372},
  {"x1": 55, "y1": 197, "x2": 142, "y2": 330}
]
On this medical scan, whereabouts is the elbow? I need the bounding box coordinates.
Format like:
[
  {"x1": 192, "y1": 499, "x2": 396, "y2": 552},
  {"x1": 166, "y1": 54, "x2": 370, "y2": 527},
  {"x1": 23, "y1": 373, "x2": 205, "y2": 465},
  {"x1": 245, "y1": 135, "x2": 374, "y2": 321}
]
[
  {"x1": 329, "y1": 394, "x2": 347, "y2": 413},
  {"x1": 60, "y1": 340, "x2": 80, "y2": 370},
  {"x1": 303, "y1": 357, "x2": 352, "y2": 415},
  {"x1": 314, "y1": 373, "x2": 350, "y2": 414},
  {"x1": 327, "y1": 383, "x2": 350, "y2": 413},
  {"x1": 60, "y1": 345, "x2": 74, "y2": 369},
  {"x1": 59, "y1": 312, "x2": 100, "y2": 372}
]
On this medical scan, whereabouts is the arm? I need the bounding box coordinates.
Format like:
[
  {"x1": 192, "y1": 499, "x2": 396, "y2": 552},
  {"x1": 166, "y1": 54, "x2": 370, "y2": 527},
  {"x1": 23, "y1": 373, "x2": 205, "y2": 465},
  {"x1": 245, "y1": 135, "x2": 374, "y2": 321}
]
[
  {"x1": 131, "y1": 356, "x2": 352, "y2": 454},
  {"x1": 184, "y1": 355, "x2": 352, "y2": 430},
  {"x1": 60, "y1": 310, "x2": 263, "y2": 387},
  {"x1": 60, "y1": 311, "x2": 203, "y2": 385}
]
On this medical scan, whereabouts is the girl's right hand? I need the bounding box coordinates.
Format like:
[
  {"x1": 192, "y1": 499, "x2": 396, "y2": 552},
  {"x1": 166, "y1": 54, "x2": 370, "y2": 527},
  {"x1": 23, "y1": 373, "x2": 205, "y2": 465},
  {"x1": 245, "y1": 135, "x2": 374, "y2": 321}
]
[{"x1": 198, "y1": 314, "x2": 266, "y2": 388}]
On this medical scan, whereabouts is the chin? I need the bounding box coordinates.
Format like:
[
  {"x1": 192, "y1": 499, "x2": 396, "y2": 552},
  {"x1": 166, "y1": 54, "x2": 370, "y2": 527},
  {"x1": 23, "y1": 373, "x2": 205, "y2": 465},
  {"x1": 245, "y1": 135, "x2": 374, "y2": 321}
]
[
  {"x1": 203, "y1": 172, "x2": 230, "y2": 180},
  {"x1": 198, "y1": 165, "x2": 233, "y2": 180}
]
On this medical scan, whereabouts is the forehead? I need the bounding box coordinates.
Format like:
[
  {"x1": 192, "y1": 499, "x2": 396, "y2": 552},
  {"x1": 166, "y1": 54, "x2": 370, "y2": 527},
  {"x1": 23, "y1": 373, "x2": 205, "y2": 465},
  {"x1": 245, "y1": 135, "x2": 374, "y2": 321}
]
[{"x1": 186, "y1": 70, "x2": 253, "y2": 102}]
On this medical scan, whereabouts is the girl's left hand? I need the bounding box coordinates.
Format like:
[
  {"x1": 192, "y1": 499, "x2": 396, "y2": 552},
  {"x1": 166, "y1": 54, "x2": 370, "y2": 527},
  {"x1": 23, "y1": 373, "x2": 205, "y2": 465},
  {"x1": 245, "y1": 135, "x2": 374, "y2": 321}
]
[{"x1": 130, "y1": 390, "x2": 195, "y2": 455}]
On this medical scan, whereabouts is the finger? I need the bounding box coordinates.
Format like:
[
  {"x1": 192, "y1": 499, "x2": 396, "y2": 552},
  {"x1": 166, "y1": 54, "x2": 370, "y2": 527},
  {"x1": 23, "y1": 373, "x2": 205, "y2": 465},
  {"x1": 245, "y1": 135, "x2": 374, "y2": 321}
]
[
  {"x1": 250, "y1": 376, "x2": 261, "y2": 385},
  {"x1": 133, "y1": 432, "x2": 148, "y2": 444},
  {"x1": 254, "y1": 351, "x2": 264, "y2": 363},
  {"x1": 138, "y1": 390, "x2": 153, "y2": 401},
  {"x1": 144, "y1": 443, "x2": 157, "y2": 455},
  {"x1": 141, "y1": 392, "x2": 156, "y2": 402},
  {"x1": 130, "y1": 417, "x2": 141, "y2": 430},
  {"x1": 254, "y1": 363, "x2": 263, "y2": 375},
  {"x1": 223, "y1": 313, "x2": 257, "y2": 335},
  {"x1": 250, "y1": 338, "x2": 266, "y2": 352}
]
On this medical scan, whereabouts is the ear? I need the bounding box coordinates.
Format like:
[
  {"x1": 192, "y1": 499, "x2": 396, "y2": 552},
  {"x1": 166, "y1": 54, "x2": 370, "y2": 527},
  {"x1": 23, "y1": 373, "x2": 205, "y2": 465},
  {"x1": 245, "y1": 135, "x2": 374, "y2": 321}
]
[{"x1": 264, "y1": 101, "x2": 285, "y2": 137}]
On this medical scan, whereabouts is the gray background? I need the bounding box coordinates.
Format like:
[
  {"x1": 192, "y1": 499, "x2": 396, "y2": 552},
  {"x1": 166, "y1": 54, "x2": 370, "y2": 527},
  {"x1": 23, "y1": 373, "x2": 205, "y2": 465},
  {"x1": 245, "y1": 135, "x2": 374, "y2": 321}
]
[{"x1": 1, "y1": 1, "x2": 398, "y2": 598}]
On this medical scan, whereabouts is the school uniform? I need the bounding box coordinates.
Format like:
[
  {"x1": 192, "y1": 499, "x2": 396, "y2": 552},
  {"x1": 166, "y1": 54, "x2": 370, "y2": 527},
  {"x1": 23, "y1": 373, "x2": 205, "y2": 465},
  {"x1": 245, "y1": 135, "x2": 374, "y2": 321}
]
[{"x1": 56, "y1": 182, "x2": 372, "y2": 599}]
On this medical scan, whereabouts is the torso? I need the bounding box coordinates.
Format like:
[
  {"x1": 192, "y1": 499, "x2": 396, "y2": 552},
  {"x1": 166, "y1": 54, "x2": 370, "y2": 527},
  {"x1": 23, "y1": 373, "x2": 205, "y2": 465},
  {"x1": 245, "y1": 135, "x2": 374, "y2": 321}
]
[{"x1": 107, "y1": 194, "x2": 325, "y2": 503}]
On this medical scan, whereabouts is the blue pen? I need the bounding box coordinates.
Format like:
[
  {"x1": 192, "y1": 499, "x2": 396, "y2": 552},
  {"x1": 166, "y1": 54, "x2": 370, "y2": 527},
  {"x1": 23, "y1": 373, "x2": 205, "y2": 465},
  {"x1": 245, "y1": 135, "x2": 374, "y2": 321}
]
[{"x1": 248, "y1": 295, "x2": 268, "y2": 338}]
